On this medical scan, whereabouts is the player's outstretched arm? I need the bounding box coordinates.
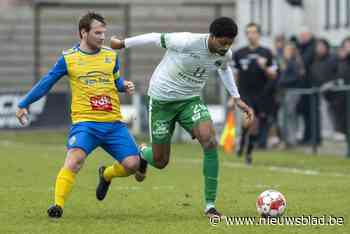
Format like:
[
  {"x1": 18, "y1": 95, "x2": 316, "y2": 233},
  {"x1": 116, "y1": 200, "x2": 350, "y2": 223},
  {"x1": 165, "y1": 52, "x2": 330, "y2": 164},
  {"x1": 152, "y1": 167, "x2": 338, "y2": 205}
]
[
  {"x1": 111, "y1": 33, "x2": 162, "y2": 49},
  {"x1": 16, "y1": 56, "x2": 67, "y2": 125},
  {"x1": 111, "y1": 32, "x2": 190, "y2": 53},
  {"x1": 110, "y1": 36, "x2": 125, "y2": 49}
]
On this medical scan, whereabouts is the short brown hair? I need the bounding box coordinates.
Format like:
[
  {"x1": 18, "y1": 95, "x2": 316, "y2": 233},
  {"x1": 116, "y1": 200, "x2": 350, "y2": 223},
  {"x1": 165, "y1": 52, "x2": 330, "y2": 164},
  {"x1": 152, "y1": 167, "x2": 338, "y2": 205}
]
[
  {"x1": 78, "y1": 11, "x2": 106, "y2": 38},
  {"x1": 246, "y1": 22, "x2": 261, "y2": 34}
]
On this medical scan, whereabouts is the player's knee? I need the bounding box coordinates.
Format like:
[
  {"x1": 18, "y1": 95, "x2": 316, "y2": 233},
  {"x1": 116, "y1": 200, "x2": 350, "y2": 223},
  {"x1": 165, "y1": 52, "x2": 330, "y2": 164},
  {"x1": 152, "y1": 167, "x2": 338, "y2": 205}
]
[
  {"x1": 154, "y1": 159, "x2": 169, "y2": 169},
  {"x1": 122, "y1": 156, "x2": 140, "y2": 173},
  {"x1": 65, "y1": 157, "x2": 84, "y2": 173},
  {"x1": 153, "y1": 152, "x2": 170, "y2": 169},
  {"x1": 65, "y1": 148, "x2": 86, "y2": 173},
  {"x1": 200, "y1": 134, "x2": 218, "y2": 150}
]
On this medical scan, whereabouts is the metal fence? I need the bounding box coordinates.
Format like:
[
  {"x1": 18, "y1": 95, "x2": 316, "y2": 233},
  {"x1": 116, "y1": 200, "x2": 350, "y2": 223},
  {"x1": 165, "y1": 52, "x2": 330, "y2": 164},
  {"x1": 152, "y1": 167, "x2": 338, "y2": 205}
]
[{"x1": 280, "y1": 86, "x2": 350, "y2": 158}]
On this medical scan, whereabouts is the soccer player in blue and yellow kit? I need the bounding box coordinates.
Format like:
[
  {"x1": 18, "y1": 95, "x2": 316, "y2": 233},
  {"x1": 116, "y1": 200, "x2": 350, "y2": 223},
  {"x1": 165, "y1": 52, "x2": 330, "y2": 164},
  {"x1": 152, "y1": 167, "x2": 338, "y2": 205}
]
[{"x1": 16, "y1": 12, "x2": 147, "y2": 218}]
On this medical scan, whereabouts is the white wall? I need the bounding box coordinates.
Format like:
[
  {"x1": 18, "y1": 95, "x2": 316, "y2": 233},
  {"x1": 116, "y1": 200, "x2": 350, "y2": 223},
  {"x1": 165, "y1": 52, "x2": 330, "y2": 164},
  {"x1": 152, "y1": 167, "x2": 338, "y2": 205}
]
[{"x1": 235, "y1": 0, "x2": 350, "y2": 46}]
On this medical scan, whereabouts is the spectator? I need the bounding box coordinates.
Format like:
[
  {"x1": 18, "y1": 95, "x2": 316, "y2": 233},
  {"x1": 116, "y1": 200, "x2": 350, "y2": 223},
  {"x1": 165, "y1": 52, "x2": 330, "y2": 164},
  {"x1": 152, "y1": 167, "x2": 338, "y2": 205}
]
[
  {"x1": 333, "y1": 37, "x2": 350, "y2": 134},
  {"x1": 278, "y1": 42, "x2": 304, "y2": 147},
  {"x1": 273, "y1": 34, "x2": 286, "y2": 145},
  {"x1": 311, "y1": 39, "x2": 337, "y2": 87},
  {"x1": 274, "y1": 34, "x2": 286, "y2": 68},
  {"x1": 309, "y1": 38, "x2": 338, "y2": 144},
  {"x1": 296, "y1": 27, "x2": 316, "y2": 145}
]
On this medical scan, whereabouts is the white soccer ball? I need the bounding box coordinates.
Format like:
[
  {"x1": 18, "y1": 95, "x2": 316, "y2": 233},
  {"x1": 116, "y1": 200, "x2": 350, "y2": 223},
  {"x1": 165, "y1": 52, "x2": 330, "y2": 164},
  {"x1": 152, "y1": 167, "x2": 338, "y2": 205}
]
[{"x1": 256, "y1": 190, "x2": 287, "y2": 217}]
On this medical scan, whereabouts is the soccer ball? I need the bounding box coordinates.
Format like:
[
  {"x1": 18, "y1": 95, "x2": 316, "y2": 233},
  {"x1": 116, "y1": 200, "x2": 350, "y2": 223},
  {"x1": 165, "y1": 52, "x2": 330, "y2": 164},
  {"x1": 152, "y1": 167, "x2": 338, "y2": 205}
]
[{"x1": 256, "y1": 190, "x2": 287, "y2": 217}]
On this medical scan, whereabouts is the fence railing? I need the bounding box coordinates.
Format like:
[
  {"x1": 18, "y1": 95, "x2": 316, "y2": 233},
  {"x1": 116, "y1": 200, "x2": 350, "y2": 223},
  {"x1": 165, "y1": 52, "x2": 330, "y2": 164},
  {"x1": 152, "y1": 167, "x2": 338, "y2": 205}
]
[{"x1": 281, "y1": 85, "x2": 350, "y2": 158}]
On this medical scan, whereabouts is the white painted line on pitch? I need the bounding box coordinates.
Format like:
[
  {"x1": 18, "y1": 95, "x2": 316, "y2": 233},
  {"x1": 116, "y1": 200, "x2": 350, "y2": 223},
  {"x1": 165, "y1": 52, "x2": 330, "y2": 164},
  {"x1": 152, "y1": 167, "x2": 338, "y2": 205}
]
[
  {"x1": 268, "y1": 166, "x2": 319, "y2": 176},
  {"x1": 175, "y1": 158, "x2": 350, "y2": 178},
  {"x1": 1, "y1": 140, "x2": 349, "y2": 178}
]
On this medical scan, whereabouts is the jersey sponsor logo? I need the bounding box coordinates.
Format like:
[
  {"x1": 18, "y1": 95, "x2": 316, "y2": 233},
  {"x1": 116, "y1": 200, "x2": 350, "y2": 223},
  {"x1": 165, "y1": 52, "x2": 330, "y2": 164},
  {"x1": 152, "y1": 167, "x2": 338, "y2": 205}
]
[
  {"x1": 240, "y1": 54, "x2": 269, "y2": 71},
  {"x1": 178, "y1": 72, "x2": 204, "y2": 84},
  {"x1": 90, "y1": 95, "x2": 113, "y2": 112},
  {"x1": 248, "y1": 53, "x2": 260, "y2": 59},
  {"x1": 78, "y1": 71, "x2": 112, "y2": 86},
  {"x1": 239, "y1": 58, "x2": 250, "y2": 70}
]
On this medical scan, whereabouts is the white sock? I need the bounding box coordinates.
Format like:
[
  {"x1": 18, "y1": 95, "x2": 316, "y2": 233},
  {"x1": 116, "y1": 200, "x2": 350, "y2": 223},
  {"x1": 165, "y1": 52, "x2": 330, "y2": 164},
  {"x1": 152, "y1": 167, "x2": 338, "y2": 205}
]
[{"x1": 205, "y1": 202, "x2": 215, "y2": 212}]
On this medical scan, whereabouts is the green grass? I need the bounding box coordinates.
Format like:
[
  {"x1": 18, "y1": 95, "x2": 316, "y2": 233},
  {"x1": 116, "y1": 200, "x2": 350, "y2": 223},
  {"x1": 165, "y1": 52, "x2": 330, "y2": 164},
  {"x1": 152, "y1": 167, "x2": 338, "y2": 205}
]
[{"x1": 0, "y1": 130, "x2": 349, "y2": 234}]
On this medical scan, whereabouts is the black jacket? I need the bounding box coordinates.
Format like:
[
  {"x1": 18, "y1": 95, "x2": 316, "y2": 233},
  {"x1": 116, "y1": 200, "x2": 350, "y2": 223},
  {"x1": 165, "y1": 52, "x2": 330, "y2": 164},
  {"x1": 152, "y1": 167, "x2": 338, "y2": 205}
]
[
  {"x1": 279, "y1": 57, "x2": 303, "y2": 88},
  {"x1": 310, "y1": 54, "x2": 338, "y2": 87},
  {"x1": 337, "y1": 54, "x2": 350, "y2": 84}
]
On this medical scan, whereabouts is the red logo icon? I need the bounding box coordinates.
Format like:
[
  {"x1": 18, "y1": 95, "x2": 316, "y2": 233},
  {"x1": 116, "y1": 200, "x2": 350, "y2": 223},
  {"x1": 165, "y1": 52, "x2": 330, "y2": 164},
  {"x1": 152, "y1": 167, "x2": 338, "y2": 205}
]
[{"x1": 90, "y1": 95, "x2": 112, "y2": 112}]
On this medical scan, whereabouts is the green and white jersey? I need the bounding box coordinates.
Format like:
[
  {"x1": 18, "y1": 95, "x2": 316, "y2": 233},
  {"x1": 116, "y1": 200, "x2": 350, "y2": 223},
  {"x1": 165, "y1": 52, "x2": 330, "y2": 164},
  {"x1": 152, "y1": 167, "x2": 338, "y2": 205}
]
[{"x1": 148, "y1": 33, "x2": 232, "y2": 101}]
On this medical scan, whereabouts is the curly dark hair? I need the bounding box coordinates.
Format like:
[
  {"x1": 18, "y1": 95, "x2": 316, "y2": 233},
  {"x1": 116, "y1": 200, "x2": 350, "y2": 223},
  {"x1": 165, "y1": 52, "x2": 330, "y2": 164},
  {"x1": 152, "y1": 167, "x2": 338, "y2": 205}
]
[{"x1": 209, "y1": 17, "x2": 238, "y2": 39}]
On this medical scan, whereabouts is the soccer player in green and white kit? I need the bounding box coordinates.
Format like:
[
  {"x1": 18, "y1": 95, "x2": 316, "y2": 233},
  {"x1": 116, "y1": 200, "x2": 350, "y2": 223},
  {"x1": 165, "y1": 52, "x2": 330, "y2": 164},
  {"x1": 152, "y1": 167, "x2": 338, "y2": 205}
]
[{"x1": 103, "y1": 17, "x2": 254, "y2": 218}]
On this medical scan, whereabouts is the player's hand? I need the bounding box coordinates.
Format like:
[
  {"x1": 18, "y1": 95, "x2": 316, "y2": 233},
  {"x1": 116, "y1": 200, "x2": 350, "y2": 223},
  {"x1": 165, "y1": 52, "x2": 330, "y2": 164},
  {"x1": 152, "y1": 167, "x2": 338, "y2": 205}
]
[
  {"x1": 235, "y1": 98, "x2": 255, "y2": 128},
  {"x1": 16, "y1": 108, "x2": 29, "y2": 126},
  {"x1": 110, "y1": 36, "x2": 125, "y2": 49},
  {"x1": 240, "y1": 107, "x2": 254, "y2": 129},
  {"x1": 242, "y1": 107, "x2": 255, "y2": 128},
  {"x1": 124, "y1": 80, "x2": 135, "y2": 95}
]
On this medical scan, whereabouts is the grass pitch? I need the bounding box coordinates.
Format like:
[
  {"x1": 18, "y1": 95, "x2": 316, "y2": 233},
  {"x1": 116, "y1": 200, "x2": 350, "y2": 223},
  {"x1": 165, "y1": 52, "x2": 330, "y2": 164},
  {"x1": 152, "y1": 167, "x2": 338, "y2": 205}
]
[{"x1": 0, "y1": 130, "x2": 349, "y2": 234}]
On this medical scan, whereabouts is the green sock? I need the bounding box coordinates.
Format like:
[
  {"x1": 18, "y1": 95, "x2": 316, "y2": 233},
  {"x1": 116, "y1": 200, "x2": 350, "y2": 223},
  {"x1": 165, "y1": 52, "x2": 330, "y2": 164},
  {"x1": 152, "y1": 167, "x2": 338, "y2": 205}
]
[
  {"x1": 141, "y1": 146, "x2": 156, "y2": 168},
  {"x1": 203, "y1": 148, "x2": 219, "y2": 206}
]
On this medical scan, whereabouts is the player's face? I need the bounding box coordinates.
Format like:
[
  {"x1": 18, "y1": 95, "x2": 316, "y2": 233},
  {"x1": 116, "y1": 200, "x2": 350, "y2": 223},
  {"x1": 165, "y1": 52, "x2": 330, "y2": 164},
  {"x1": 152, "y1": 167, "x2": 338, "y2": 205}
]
[
  {"x1": 83, "y1": 20, "x2": 106, "y2": 50},
  {"x1": 212, "y1": 36, "x2": 234, "y2": 56},
  {"x1": 246, "y1": 26, "x2": 260, "y2": 45}
]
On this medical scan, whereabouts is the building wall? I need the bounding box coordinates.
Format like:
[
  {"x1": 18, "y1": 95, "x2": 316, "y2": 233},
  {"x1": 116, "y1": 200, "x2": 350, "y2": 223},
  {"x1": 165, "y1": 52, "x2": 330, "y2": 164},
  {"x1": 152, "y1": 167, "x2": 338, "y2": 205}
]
[{"x1": 235, "y1": 0, "x2": 350, "y2": 47}]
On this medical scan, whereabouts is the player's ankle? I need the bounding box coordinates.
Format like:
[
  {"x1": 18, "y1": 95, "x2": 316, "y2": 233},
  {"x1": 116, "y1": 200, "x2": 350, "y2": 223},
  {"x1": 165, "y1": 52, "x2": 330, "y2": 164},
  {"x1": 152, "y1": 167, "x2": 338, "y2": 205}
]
[{"x1": 205, "y1": 202, "x2": 215, "y2": 212}]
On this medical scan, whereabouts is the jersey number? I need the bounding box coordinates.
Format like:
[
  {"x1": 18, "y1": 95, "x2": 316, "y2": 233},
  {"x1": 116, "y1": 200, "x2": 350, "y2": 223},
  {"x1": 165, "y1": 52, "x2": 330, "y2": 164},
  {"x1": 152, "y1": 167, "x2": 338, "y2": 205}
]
[{"x1": 193, "y1": 67, "x2": 206, "y2": 78}]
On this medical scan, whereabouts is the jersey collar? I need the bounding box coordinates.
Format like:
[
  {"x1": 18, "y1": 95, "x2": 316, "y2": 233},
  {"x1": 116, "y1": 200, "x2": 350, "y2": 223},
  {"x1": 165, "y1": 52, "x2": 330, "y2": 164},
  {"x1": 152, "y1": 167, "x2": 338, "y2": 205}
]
[{"x1": 75, "y1": 44, "x2": 101, "y2": 55}]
